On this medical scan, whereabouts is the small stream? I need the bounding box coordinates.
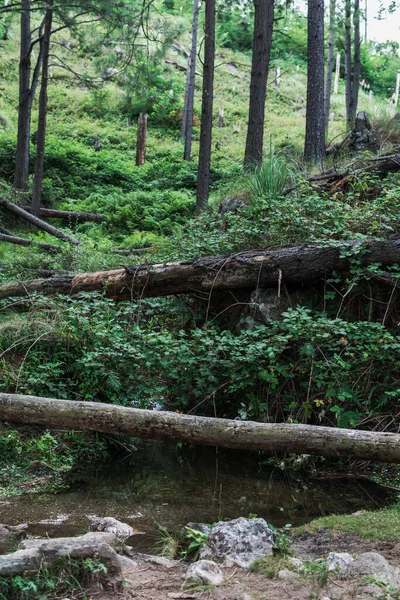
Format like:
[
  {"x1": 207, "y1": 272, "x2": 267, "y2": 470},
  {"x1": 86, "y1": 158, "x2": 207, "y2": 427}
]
[{"x1": 0, "y1": 442, "x2": 394, "y2": 552}]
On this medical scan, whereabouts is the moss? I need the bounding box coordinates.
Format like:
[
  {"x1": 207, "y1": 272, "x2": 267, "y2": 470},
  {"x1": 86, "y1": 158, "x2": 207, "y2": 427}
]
[{"x1": 296, "y1": 506, "x2": 400, "y2": 541}]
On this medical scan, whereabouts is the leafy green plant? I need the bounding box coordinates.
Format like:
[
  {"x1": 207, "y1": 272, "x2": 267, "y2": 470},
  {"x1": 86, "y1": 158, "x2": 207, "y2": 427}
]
[
  {"x1": 269, "y1": 523, "x2": 293, "y2": 556},
  {"x1": 183, "y1": 526, "x2": 211, "y2": 562}
]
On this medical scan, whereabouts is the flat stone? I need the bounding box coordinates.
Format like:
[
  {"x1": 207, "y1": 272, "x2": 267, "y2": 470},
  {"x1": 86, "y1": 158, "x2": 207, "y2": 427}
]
[
  {"x1": 277, "y1": 569, "x2": 301, "y2": 581},
  {"x1": 89, "y1": 516, "x2": 134, "y2": 540},
  {"x1": 287, "y1": 557, "x2": 304, "y2": 572},
  {"x1": 184, "y1": 560, "x2": 224, "y2": 586}
]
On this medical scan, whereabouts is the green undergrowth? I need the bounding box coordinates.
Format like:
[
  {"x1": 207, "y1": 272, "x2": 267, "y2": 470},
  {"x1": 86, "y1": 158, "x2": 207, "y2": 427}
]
[
  {"x1": 0, "y1": 426, "x2": 110, "y2": 497},
  {"x1": 296, "y1": 505, "x2": 400, "y2": 542},
  {"x1": 1, "y1": 296, "x2": 400, "y2": 430},
  {"x1": 0, "y1": 555, "x2": 107, "y2": 600}
]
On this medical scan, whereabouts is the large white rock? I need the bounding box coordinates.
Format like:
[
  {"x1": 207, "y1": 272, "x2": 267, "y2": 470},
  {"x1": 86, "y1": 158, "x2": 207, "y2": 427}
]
[
  {"x1": 89, "y1": 517, "x2": 134, "y2": 540},
  {"x1": 342, "y1": 552, "x2": 400, "y2": 587},
  {"x1": 200, "y1": 517, "x2": 274, "y2": 568},
  {"x1": 185, "y1": 560, "x2": 224, "y2": 586},
  {"x1": 326, "y1": 552, "x2": 354, "y2": 572}
]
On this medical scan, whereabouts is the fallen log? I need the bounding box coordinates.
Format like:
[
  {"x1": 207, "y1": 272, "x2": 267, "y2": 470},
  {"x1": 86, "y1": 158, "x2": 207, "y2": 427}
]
[
  {"x1": 0, "y1": 232, "x2": 61, "y2": 252},
  {"x1": 21, "y1": 206, "x2": 106, "y2": 223},
  {"x1": 0, "y1": 238, "x2": 399, "y2": 301},
  {"x1": 0, "y1": 393, "x2": 399, "y2": 463},
  {"x1": 0, "y1": 197, "x2": 80, "y2": 245}
]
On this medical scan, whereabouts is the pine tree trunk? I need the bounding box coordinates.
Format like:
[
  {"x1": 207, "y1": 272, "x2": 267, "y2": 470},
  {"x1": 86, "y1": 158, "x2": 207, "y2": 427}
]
[
  {"x1": 13, "y1": 0, "x2": 32, "y2": 191},
  {"x1": 304, "y1": 0, "x2": 325, "y2": 164},
  {"x1": 0, "y1": 239, "x2": 399, "y2": 301},
  {"x1": 344, "y1": 0, "x2": 353, "y2": 128},
  {"x1": 196, "y1": 0, "x2": 215, "y2": 214},
  {"x1": 244, "y1": 0, "x2": 275, "y2": 165},
  {"x1": 31, "y1": 7, "x2": 52, "y2": 216},
  {"x1": 182, "y1": 0, "x2": 199, "y2": 161},
  {"x1": 324, "y1": 0, "x2": 336, "y2": 139},
  {"x1": 135, "y1": 113, "x2": 147, "y2": 166},
  {"x1": 1, "y1": 393, "x2": 400, "y2": 463},
  {"x1": 351, "y1": 0, "x2": 361, "y2": 124}
]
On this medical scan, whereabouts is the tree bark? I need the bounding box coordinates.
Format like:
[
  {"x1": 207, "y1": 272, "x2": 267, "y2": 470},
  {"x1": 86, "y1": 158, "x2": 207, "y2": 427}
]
[
  {"x1": 0, "y1": 393, "x2": 399, "y2": 463},
  {"x1": 0, "y1": 239, "x2": 399, "y2": 301},
  {"x1": 13, "y1": 4, "x2": 44, "y2": 191},
  {"x1": 181, "y1": 0, "x2": 199, "y2": 161},
  {"x1": 304, "y1": 0, "x2": 325, "y2": 164},
  {"x1": 351, "y1": 0, "x2": 361, "y2": 124},
  {"x1": 344, "y1": 0, "x2": 354, "y2": 128},
  {"x1": 324, "y1": 0, "x2": 336, "y2": 139},
  {"x1": 196, "y1": 0, "x2": 216, "y2": 214},
  {"x1": 135, "y1": 113, "x2": 147, "y2": 166},
  {"x1": 21, "y1": 206, "x2": 105, "y2": 222},
  {"x1": 31, "y1": 6, "x2": 52, "y2": 216},
  {"x1": 0, "y1": 232, "x2": 60, "y2": 252},
  {"x1": 244, "y1": 0, "x2": 275, "y2": 165},
  {"x1": 0, "y1": 197, "x2": 80, "y2": 245}
]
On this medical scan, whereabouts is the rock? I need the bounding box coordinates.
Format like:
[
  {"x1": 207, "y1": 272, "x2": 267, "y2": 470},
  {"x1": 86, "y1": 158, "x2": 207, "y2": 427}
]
[
  {"x1": 118, "y1": 555, "x2": 138, "y2": 568},
  {"x1": 326, "y1": 552, "x2": 354, "y2": 572},
  {"x1": 239, "y1": 288, "x2": 315, "y2": 328},
  {"x1": 200, "y1": 517, "x2": 274, "y2": 568},
  {"x1": 277, "y1": 568, "x2": 301, "y2": 580},
  {"x1": 184, "y1": 560, "x2": 224, "y2": 586},
  {"x1": 185, "y1": 523, "x2": 212, "y2": 536},
  {"x1": 125, "y1": 550, "x2": 179, "y2": 568},
  {"x1": 0, "y1": 523, "x2": 28, "y2": 554},
  {"x1": 20, "y1": 531, "x2": 122, "y2": 551},
  {"x1": 348, "y1": 111, "x2": 379, "y2": 152},
  {"x1": 287, "y1": 557, "x2": 304, "y2": 572},
  {"x1": 0, "y1": 536, "x2": 123, "y2": 589},
  {"x1": 342, "y1": 552, "x2": 400, "y2": 586},
  {"x1": 89, "y1": 516, "x2": 134, "y2": 540}
]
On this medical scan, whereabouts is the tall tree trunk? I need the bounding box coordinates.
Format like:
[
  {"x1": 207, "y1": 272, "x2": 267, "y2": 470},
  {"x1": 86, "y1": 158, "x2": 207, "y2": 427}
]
[
  {"x1": 13, "y1": 0, "x2": 32, "y2": 191},
  {"x1": 31, "y1": 6, "x2": 52, "y2": 216},
  {"x1": 304, "y1": 0, "x2": 325, "y2": 164},
  {"x1": 324, "y1": 0, "x2": 336, "y2": 139},
  {"x1": 244, "y1": 0, "x2": 275, "y2": 165},
  {"x1": 181, "y1": 0, "x2": 199, "y2": 161},
  {"x1": 351, "y1": 0, "x2": 361, "y2": 123},
  {"x1": 344, "y1": 0, "x2": 353, "y2": 127},
  {"x1": 13, "y1": 5, "x2": 44, "y2": 192},
  {"x1": 196, "y1": 0, "x2": 216, "y2": 214}
]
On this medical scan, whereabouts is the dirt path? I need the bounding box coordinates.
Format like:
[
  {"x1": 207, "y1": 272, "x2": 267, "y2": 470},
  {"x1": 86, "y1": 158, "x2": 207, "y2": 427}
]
[{"x1": 90, "y1": 532, "x2": 400, "y2": 600}]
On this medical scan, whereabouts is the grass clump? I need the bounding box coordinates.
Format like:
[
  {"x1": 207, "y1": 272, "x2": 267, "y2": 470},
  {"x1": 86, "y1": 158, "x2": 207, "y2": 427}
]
[
  {"x1": 242, "y1": 145, "x2": 297, "y2": 202},
  {"x1": 297, "y1": 506, "x2": 400, "y2": 542}
]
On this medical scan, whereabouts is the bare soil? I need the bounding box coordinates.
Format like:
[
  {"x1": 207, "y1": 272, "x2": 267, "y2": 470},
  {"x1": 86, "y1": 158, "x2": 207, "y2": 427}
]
[{"x1": 89, "y1": 532, "x2": 400, "y2": 600}]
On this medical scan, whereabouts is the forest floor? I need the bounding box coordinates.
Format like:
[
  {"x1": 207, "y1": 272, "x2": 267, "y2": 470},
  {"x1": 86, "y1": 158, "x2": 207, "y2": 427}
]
[{"x1": 85, "y1": 532, "x2": 400, "y2": 600}]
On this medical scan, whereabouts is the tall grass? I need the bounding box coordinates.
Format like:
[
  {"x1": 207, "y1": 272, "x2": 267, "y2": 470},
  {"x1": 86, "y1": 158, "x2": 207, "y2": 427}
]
[{"x1": 242, "y1": 145, "x2": 297, "y2": 202}]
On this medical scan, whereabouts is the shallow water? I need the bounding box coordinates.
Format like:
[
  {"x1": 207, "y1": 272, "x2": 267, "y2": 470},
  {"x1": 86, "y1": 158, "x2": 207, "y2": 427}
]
[{"x1": 0, "y1": 442, "x2": 394, "y2": 551}]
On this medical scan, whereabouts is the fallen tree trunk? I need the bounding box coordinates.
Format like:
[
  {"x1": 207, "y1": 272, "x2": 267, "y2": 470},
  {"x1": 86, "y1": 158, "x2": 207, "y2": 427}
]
[
  {"x1": 0, "y1": 393, "x2": 399, "y2": 463},
  {"x1": 0, "y1": 197, "x2": 79, "y2": 245},
  {"x1": 21, "y1": 206, "x2": 106, "y2": 223},
  {"x1": 0, "y1": 238, "x2": 399, "y2": 301},
  {"x1": 0, "y1": 232, "x2": 61, "y2": 252}
]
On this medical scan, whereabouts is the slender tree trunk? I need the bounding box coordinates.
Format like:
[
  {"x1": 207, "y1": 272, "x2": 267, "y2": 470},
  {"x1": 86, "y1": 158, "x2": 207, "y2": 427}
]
[
  {"x1": 1, "y1": 393, "x2": 400, "y2": 463},
  {"x1": 14, "y1": 0, "x2": 32, "y2": 191},
  {"x1": 196, "y1": 0, "x2": 216, "y2": 214},
  {"x1": 344, "y1": 0, "x2": 353, "y2": 127},
  {"x1": 135, "y1": 113, "x2": 147, "y2": 166},
  {"x1": 244, "y1": 0, "x2": 275, "y2": 165},
  {"x1": 181, "y1": 0, "x2": 199, "y2": 161},
  {"x1": 31, "y1": 6, "x2": 52, "y2": 216},
  {"x1": 324, "y1": 0, "x2": 336, "y2": 139},
  {"x1": 304, "y1": 0, "x2": 325, "y2": 164},
  {"x1": 351, "y1": 0, "x2": 361, "y2": 123}
]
